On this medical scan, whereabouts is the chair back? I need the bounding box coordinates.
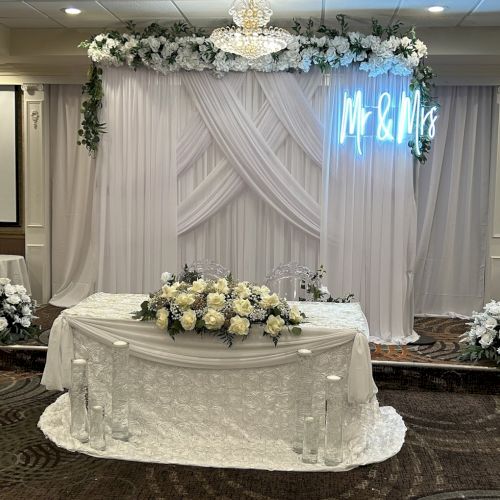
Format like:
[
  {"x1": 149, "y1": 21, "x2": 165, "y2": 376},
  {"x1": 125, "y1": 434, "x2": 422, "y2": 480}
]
[
  {"x1": 265, "y1": 262, "x2": 314, "y2": 301},
  {"x1": 187, "y1": 260, "x2": 230, "y2": 281}
]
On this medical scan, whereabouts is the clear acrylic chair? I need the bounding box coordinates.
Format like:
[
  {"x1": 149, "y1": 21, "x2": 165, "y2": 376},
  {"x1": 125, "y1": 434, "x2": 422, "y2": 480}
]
[
  {"x1": 265, "y1": 262, "x2": 315, "y2": 301},
  {"x1": 186, "y1": 260, "x2": 230, "y2": 281}
]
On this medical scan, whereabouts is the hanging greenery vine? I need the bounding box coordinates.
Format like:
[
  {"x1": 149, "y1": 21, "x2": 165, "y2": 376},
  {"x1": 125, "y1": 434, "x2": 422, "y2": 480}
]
[
  {"x1": 77, "y1": 63, "x2": 105, "y2": 157},
  {"x1": 78, "y1": 15, "x2": 437, "y2": 162}
]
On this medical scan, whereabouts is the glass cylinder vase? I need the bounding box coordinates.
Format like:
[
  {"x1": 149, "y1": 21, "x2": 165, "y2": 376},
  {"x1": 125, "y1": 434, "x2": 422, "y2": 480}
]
[
  {"x1": 324, "y1": 374, "x2": 343, "y2": 466},
  {"x1": 302, "y1": 415, "x2": 320, "y2": 464},
  {"x1": 293, "y1": 349, "x2": 313, "y2": 453},
  {"x1": 89, "y1": 405, "x2": 106, "y2": 451},
  {"x1": 111, "y1": 340, "x2": 129, "y2": 441},
  {"x1": 70, "y1": 358, "x2": 89, "y2": 443}
]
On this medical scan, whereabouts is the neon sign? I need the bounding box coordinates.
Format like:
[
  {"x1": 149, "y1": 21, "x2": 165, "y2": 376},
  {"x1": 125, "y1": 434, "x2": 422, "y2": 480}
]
[{"x1": 339, "y1": 89, "x2": 438, "y2": 156}]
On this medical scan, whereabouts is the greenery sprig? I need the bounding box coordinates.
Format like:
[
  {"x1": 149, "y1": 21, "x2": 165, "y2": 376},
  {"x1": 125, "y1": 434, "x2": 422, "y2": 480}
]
[{"x1": 77, "y1": 63, "x2": 106, "y2": 157}]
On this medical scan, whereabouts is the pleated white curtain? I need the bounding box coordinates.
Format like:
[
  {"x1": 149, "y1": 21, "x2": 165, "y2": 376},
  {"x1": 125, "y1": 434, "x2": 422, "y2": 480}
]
[
  {"x1": 95, "y1": 69, "x2": 180, "y2": 293},
  {"x1": 49, "y1": 85, "x2": 96, "y2": 307},
  {"x1": 321, "y1": 69, "x2": 417, "y2": 344},
  {"x1": 415, "y1": 86, "x2": 494, "y2": 316}
]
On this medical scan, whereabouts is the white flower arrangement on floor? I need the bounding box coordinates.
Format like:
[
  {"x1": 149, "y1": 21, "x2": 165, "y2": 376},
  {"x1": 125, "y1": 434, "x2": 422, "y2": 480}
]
[
  {"x1": 0, "y1": 278, "x2": 38, "y2": 345},
  {"x1": 460, "y1": 300, "x2": 500, "y2": 364},
  {"x1": 133, "y1": 270, "x2": 304, "y2": 347}
]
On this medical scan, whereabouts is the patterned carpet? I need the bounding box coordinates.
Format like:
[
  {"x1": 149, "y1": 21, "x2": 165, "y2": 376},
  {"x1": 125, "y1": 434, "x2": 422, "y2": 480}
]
[
  {"x1": 0, "y1": 372, "x2": 499, "y2": 500},
  {"x1": 371, "y1": 316, "x2": 480, "y2": 366}
]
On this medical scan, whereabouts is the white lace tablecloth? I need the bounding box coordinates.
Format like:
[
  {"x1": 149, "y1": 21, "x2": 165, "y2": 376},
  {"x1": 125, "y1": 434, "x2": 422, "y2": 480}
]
[
  {"x1": 39, "y1": 293, "x2": 406, "y2": 471},
  {"x1": 0, "y1": 254, "x2": 31, "y2": 294}
]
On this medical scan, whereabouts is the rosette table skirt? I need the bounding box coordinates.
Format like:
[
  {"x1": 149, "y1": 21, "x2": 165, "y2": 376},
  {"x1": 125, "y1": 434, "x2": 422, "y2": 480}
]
[{"x1": 39, "y1": 293, "x2": 406, "y2": 471}]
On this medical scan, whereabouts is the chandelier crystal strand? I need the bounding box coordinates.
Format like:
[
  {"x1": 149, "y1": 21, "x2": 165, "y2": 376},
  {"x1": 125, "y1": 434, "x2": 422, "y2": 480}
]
[{"x1": 210, "y1": 0, "x2": 292, "y2": 60}]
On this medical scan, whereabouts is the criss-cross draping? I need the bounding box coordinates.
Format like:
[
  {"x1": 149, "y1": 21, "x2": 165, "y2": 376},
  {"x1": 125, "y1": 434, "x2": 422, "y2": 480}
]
[
  {"x1": 178, "y1": 72, "x2": 323, "y2": 235},
  {"x1": 182, "y1": 71, "x2": 321, "y2": 238}
]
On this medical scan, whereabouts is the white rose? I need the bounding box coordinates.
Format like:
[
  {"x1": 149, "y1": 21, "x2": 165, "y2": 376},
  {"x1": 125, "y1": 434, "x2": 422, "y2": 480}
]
[
  {"x1": 213, "y1": 278, "x2": 229, "y2": 294},
  {"x1": 479, "y1": 329, "x2": 496, "y2": 348},
  {"x1": 260, "y1": 293, "x2": 280, "y2": 309},
  {"x1": 3, "y1": 284, "x2": 15, "y2": 296},
  {"x1": 6, "y1": 294, "x2": 21, "y2": 305},
  {"x1": 400, "y1": 36, "x2": 412, "y2": 48},
  {"x1": 415, "y1": 39, "x2": 427, "y2": 57},
  {"x1": 484, "y1": 316, "x2": 498, "y2": 329},
  {"x1": 203, "y1": 309, "x2": 225, "y2": 330},
  {"x1": 265, "y1": 315, "x2": 285, "y2": 337},
  {"x1": 289, "y1": 306, "x2": 302, "y2": 324},
  {"x1": 189, "y1": 279, "x2": 207, "y2": 294},
  {"x1": 161, "y1": 271, "x2": 173, "y2": 284},
  {"x1": 0, "y1": 317, "x2": 8, "y2": 331},
  {"x1": 234, "y1": 282, "x2": 251, "y2": 298},
  {"x1": 180, "y1": 309, "x2": 197, "y2": 331},
  {"x1": 21, "y1": 305, "x2": 31, "y2": 316},
  {"x1": 161, "y1": 283, "x2": 180, "y2": 299},
  {"x1": 228, "y1": 316, "x2": 250, "y2": 336},
  {"x1": 21, "y1": 294, "x2": 31, "y2": 303},
  {"x1": 156, "y1": 308, "x2": 169, "y2": 329},
  {"x1": 20, "y1": 317, "x2": 31, "y2": 328},
  {"x1": 0, "y1": 278, "x2": 11, "y2": 285},
  {"x1": 207, "y1": 292, "x2": 226, "y2": 310},
  {"x1": 232, "y1": 298, "x2": 253, "y2": 317},
  {"x1": 255, "y1": 285, "x2": 270, "y2": 296},
  {"x1": 175, "y1": 293, "x2": 196, "y2": 309}
]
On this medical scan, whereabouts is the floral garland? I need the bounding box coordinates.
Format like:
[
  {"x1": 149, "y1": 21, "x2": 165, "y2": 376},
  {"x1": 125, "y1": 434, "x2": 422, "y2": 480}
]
[
  {"x1": 460, "y1": 300, "x2": 500, "y2": 364},
  {"x1": 133, "y1": 270, "x2": 304, "y2": 347},
  {"x1": 79, "y1": 16, "x2": 436, "y2": 162},
  {"x1": 0, "y1": 278, "x2": 39, "y2": 344}
]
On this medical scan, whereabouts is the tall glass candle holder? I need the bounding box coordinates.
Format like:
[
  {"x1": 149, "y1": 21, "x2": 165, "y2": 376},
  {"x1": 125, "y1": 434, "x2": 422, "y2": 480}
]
[
  {"x1": 302, "y1": 416, "x2": 320, "y2": 464},
  {"x1": 293, "y1": 349, "x2": 313, "y2": 453},
  {"x1": 324, "y1": 374, "x2": 343, "y2": 466},
  {"x1": 89, "y1": 405, "x2": 106, "y2": 451},
  {"x1": 111, "y1": 340, "x2": 129, "y2": 441},
  {"x1": 70, "y1": 359, "x2": 89, "y2": 443}
]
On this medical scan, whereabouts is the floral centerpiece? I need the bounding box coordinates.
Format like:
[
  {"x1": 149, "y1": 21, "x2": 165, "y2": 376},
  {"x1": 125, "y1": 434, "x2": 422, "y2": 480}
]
[
  {"x1": 460, "y1": 300, "x2": 500, "y2": 364},
  {"x1": 133, "y1": 270, "x2": 304, "y2": 347},
  {"x1": 0, "y1": 278, "x2": 39, "y2": 345}
]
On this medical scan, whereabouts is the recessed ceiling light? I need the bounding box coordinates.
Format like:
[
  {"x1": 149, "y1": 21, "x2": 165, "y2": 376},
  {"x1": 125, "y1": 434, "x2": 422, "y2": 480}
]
[
  {"x1": 64, "y1": 7, "x2": 82, "y2": 15},
  {"x1": 428, "y1": 6, "x2": 445, "y2": 13}
]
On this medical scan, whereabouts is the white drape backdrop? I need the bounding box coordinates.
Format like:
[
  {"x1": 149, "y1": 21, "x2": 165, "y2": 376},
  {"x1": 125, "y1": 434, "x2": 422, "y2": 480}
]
[
  {"x1": 49, "y1": 85, "x2": 96, "y2": 307},
  {"x1": 48, "y1": 75, "x2": 495, "y2": 342},
  {"x1": 415, "y1": 86, "x2": 494, "y2": 316},
  {"x1": 95, "y1": 70, "x2": 179, "y2": 293},
  {"x1": 321, "y1": 69, "x2": 417, "y2": 343}
]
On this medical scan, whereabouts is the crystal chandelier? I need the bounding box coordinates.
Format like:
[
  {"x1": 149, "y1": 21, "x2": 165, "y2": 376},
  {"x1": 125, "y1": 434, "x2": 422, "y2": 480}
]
[{"x1": 210, "y1": 0, "x2": 293, "y2": 60}]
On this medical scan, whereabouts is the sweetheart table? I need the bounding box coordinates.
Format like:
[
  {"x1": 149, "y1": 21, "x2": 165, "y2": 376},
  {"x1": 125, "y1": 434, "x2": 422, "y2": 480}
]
[{"x1": 39, "y1": 293, "x2": 406, "y2": 471}]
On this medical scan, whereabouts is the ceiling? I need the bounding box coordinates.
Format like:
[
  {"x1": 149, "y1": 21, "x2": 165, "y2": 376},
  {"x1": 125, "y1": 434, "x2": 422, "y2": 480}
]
[{"x1": 1, "y1": 0, "x2": 500, "y2": 30}]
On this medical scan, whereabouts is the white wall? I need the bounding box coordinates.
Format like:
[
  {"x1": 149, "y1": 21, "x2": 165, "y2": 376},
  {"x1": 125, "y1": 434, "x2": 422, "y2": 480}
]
[{"x1": 0, "y1": 86, "x2": 17, "y2": 223}]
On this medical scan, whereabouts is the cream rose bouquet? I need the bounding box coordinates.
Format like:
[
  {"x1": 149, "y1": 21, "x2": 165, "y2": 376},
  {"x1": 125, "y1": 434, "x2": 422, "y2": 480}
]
[
  {"x1": 133, "y1": 271, "x2": 304, "y2": 347},
  {"x1": 0, "y1": 278, "x2": 39, "y2": 345},
  {"x1": 460, "y1": 300, "x2": 500, "y2": 364}
]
